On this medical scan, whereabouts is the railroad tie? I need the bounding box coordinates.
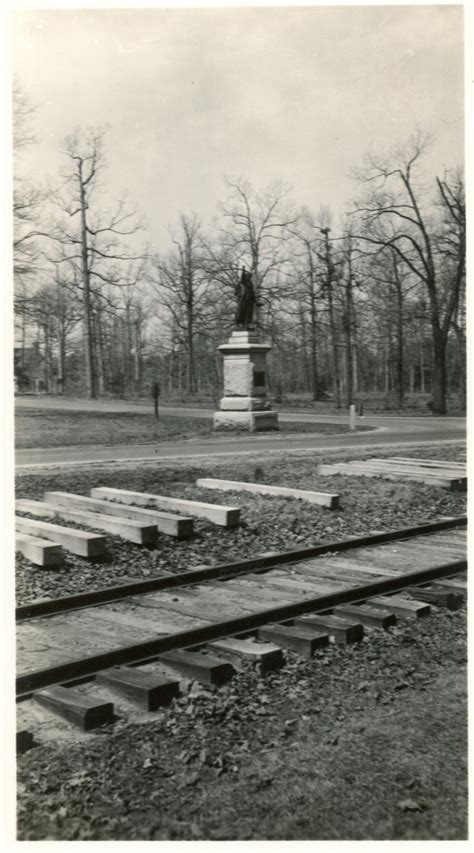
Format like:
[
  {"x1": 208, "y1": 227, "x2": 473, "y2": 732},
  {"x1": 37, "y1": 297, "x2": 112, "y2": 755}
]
[
  {"x1": 97, "y1": 666, "x2": 180, "y2": 711},
  {"x1": 206, "y1": 637, "x2": 285, "y2": 673},
  {"x1": 295, "y1": 614, "x2": 364, "y2": 644},
  {"x1": 259, "y1": 624, "x2": 330, "y2": 658},
  {"x1": 158, "y1": 649, "x2": 235, "y2": 686},
  {"x1": 34, "y1": 685, "x2": 115, "y2": 731},
  {"x1": 431, "y1": 577, "x2": 467, "y2": 593},
  {"x1": 364, "y1": 596, "x2": 431, "y2": 618},
  {"x1": 333, "y1": 603, "x2": 397, "y2": 630},
  {"x1": 16, "y1": 729, "x2": 34, "y2": 754},
  {"x1": 405, "y1": 586, "x2": 464, "y2": 611}
]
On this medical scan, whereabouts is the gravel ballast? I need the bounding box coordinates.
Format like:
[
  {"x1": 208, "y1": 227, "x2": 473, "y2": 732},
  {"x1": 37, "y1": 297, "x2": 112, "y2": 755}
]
[{"x1": 16, "y1": 445, "x2": 466, "y2": 605}]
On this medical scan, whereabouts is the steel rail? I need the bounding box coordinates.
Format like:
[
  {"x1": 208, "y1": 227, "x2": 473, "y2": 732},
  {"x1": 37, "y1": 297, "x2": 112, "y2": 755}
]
[
  {"x1": 17, "y1": 556, "x2": 466, "y2": 700},
  {"x1": 16, "y1": 516, "x2": 467, "y2": 622}
]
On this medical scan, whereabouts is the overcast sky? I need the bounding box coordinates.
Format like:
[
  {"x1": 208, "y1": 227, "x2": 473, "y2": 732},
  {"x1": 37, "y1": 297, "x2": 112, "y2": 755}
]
[{"x1": 12, "y1": 3, "x2": 464, "y2": 249}]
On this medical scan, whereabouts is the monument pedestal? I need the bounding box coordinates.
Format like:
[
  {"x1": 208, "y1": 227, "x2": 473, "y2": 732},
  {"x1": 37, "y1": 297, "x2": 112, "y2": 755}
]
[{"x1": 213, "y1": 330, "x2": 279, "y2": 432}]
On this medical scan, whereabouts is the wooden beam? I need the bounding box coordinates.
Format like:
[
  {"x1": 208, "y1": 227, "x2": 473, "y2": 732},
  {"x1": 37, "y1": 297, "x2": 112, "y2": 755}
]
[
  {"x1": 206, "y1": 637, "x2": 284, "y2": 672},
  {"x1": 45, "y1": 491, "x2": 193, "y2": 539},
  {"x1": 16, "y1": 499, "x2": 157, "y2": 545},
  {"x1": 90, "y1": 486, "x2": 240, "y2": 528},
  {"x1": 365, "y1": 595, "x2": 431, "y2": 618},
  {"x1": 388, "y1": 457, "x2": 466, "y2": 471},
  {"x1": 196, "y1": 478, "x2": 339, "y2": 508},
  {"x1": 405, "y1": 586, "x2": 463, "y2": 610},
  {"x1": 16, "y1": 729, "x2": 34, "y2": 753},
  {"x1": 15, "y1": 516, "x2": 106, "y2": 558},
  {"x1": 158, "y1": 650, "x2": 235, "y2": 686},
  {"x1": 97, "y1": 667, "x2": 180, "y2": 710},
  {"x1": 295, "y1": 614, "x2": 364, "y2": 644},
  {"x1": 431, "y1": 577, "x2": 467, "y2": 593},
  {"x1": 334, "y1": 603, "x2": 397, "y2": 629},
  {"x1": 357, "y1": 459, "x2": 466, "y2": 484},
  {"x1": 15, "y1": 533, "x2": 64, "y2": 567},
  {"x1": 259, "y1": 624, "x2": 329, "y2": 657},
  {"x1": 34, "y1": 685, "x2": 115, "y2": 730},
  {"x1": 318, "y1": 463, "x2": 464, "y2": 489}
]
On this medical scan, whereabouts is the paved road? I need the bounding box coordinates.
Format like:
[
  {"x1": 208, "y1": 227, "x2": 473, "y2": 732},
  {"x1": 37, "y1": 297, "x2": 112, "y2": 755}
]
[{"x1": 15, "y1": 396, "x2": 466, "y2": 469}]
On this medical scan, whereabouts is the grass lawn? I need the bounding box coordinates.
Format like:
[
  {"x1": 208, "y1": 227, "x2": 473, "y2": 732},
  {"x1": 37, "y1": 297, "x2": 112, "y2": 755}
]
[{"x1": 15, "y1": 407, "x2": 370, "y2": 449}]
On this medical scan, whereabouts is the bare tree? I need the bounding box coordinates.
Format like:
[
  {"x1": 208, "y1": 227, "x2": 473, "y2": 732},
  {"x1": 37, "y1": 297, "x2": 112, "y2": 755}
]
[
  {"x1": 149, "y1": 214, "x2": 211, "y2": 394},
  {"x1": 352, "y1": 131, "x2": 465, "y2": 413},
  {"x1": 47, "y1": 127, "x2": 144, "y2": 398},
  {"x1": 318, "y1": 224, "x2": 342, "y2": 407},
  {"x1": 13, "y1": 82, "x2": 47, "y2": 291},
  {"x1": 218, "y1": 178, "x2": 296, "y2": 328},
  {"x1": 287, "y1": 209, "x2": 324, "y2": 400}
]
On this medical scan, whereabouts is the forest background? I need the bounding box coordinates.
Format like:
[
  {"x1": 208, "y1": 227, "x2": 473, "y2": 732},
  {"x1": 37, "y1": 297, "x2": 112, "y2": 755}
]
[{"x1": 11, "y1": 6, "x2": 466, "y2": 415}]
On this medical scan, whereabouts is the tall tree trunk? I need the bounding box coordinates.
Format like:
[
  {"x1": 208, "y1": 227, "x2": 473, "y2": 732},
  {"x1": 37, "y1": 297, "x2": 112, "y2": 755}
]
[
  {"x1": 299, "y1": 306, "x2": 309, "y2": 392},
  {"x1": 431, "y1": 326, "x2": 447, "y2": 414},
  {"x1": 309, "y1": 290, "x2": 318, "y2": 400},
  {"x1": 43, "y1": 324, "x2": 50, "y2": 390},
  {"x1": 384, "y1": 337, "x2": 391, "y2": 398},
  {"x1": 419, "y1": 339, "x2": 425, "y2": 393},
  {"x1": 187, "y1": 324, "x2": 195, "y2": 393},
  {"x1": 21, "y1": 304, "x2": 26, "y2": 369},
  {"x1": 409, "y1": 362, "x2": 415, "y2": 394},
  {"x1": 327, "y1": 286, "x2": 340, "y2": 407},
  {"x1": 352, "y1": 344, "x2": 358, "y2": 396},
  {"x1": 168, "y1": 350, "x2": 174, "y2": 395},
  {"x1": 344, "y1": 274, "x2": 354, "y2": 408},
  {"x1": 95, "y1": 312, "x2": 106, "y2": 396},
  {"x1": 78, "y1": 162, "x2": 96, "y2": 399},
  {"x1": 57, "y1": 322, "x2": 66, "y2": 393},
  {"x1": 322, "y1": 231, "x2": 341, "y2": 408},
  {"x1": 395, "y1": 292, "x2": 404, "y2": 408},
  {"x1": 134, "y1": 320, "x2": 142, "y2": 392},
  {"x1": 393, "y1": 263, "x2": 404, "y2": 409}
]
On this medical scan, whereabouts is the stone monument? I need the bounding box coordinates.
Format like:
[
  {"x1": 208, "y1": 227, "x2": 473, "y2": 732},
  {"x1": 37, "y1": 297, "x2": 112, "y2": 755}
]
[{"x1": 213, "y1": 268, "x2": 279, "y2": 432}]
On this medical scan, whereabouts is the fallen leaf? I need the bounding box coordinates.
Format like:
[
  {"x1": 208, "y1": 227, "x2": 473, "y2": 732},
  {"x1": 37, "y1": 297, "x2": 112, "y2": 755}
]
[{"x1": 396, "y1": 799, "x2": 428, "y2": 813}]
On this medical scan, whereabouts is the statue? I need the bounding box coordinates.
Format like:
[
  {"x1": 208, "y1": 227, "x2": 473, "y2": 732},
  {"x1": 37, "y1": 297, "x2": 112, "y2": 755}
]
[{"x1": 235, "y1": 267, "x2": 256, "y2": 328}]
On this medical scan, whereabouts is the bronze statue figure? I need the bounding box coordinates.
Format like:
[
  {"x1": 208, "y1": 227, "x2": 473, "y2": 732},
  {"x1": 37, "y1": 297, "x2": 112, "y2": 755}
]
[{"x1": 235, "y1": 267, "x2": 256, "y2": 328}]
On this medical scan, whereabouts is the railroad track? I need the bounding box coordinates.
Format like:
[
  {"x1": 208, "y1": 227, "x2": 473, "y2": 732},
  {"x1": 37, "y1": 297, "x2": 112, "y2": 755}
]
[{"x1": 17, "y1": 517, "x2": 467, "y2": 743}]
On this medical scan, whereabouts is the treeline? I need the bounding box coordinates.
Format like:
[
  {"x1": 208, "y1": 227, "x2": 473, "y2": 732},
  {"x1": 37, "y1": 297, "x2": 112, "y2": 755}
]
[{"x1": 14, "y1": 87, "x2": 465, "y2": 414}]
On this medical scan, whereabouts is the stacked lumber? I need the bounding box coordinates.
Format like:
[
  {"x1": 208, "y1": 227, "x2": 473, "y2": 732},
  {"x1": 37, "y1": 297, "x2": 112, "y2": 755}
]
[
  {"x1": 318, "y1": 457, "x2": 466, "y2": 490},
  {"x1": 14, "y1": 484, "x2": 241, "y2": 562}
]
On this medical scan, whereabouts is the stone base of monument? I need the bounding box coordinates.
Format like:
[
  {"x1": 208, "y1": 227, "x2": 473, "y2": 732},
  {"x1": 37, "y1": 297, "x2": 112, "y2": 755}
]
[
  {"x1": 213, "y1": 410, "x2": 279, "y2": 431},
  {"x1": 219, "y1": 397, "x2": 271, "y2": 411},
  {"x1": 213, "y1": 329, "x2": 279, "y2": 432}
]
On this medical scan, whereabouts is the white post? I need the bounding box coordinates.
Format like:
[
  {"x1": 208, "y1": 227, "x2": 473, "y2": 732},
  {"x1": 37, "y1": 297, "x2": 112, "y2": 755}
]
[{"x1": 349, "y1": 404, "x2": 356, "y2": 431}]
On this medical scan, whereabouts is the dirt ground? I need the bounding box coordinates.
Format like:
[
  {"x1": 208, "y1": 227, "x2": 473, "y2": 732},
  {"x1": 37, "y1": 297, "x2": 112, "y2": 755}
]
[
  {"x1": 15, "y1": 441, "x2": 467, "y2": 840},
  {"x1": 17, "y1": 606, "x2": 467, "y2": 840}
]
